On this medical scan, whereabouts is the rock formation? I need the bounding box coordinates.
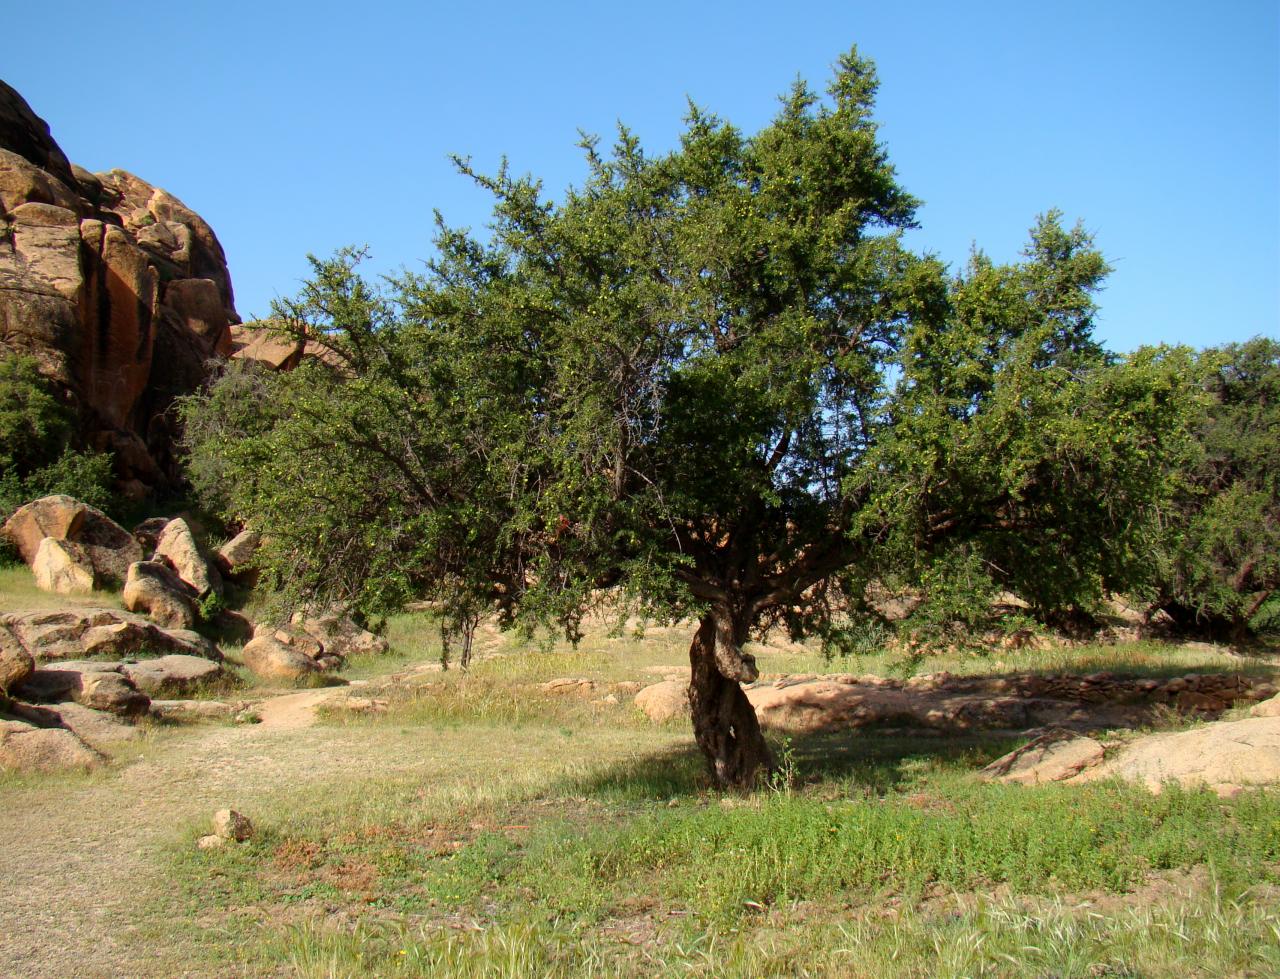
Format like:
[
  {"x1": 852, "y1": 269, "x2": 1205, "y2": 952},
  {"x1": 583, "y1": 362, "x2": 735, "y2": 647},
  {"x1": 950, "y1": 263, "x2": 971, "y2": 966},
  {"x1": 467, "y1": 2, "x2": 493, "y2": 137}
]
[
  {"x1": 0, "y1": 606, "x2": 219, "y2": 662},
  {"x1": 0, "y1": 80, "x2": 239, "y2": 489},
  {"x1": 2, "y1": 495, "x2": 142, "y2": 585}
]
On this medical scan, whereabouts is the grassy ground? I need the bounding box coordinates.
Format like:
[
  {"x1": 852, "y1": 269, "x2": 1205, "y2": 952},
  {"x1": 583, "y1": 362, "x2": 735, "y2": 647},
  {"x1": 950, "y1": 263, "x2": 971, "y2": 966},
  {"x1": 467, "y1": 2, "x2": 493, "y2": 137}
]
[
  {"x1": 0, "y1": 565, "x2": 125, "y2": 613},
  {"x1": 1, "y1": 571, "x2": 1277, "y2": 975},
  {"x1": 161, "y1": 618, "x2": 1279, "y2": 978}
]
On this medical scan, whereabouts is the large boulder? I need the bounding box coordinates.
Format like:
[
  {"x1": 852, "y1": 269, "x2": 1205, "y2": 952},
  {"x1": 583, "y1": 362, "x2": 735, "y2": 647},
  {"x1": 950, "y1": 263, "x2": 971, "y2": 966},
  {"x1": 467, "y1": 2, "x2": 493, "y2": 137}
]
[
  {"x1": 634, "y1": 680, "x2": 690, "y2": 723},
  {"x1": 123, "y1": 560, "x2": 198, "y2": 630},
  {"x1": 214, "y1": 529, "x2": 260, "y2": 578},
  {"x1": 0, "y1": 719, "x2": 102, "y2": 773},
  {"x1": 16, "y1": 661, "x2": 150, "y2": 717},
  {"x1": 240, "y1": 634, "x2": 321, "y2": 681},
  {"x1": 1, "y1": 495, "x2": 142, "y2": 585},
  {"x1": 31, "y1": 537, "x2": 94, "y2": 595},
  {"x1": 0, "y1": 607, "x2": 220, "y2": 662},
  {"x1": 0, "y1": 81, "x2": 239, "y2": 491},
  {"x1": 152, "y1": 518, "x2": 220, "y2": 597}
]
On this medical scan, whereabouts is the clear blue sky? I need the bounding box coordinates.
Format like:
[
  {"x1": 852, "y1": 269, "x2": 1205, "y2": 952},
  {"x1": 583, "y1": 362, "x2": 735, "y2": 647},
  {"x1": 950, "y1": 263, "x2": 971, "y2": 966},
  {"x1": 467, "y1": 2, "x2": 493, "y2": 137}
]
[{"x1": 5, "y1": 0, "x2": 1277, "y2": 351}]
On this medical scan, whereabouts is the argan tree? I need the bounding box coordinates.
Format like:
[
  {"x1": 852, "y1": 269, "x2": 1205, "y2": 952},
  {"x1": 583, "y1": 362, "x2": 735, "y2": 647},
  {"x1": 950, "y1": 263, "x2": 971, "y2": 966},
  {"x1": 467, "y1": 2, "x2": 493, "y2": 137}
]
[{"x1": 183, "y1": 49, "x2": 1184, "y2": 787}]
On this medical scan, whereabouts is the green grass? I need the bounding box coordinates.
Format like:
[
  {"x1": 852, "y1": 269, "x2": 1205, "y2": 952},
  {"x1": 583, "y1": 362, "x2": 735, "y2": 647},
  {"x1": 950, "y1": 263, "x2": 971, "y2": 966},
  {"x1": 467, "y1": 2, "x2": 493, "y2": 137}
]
[
  {"x1": 272, "y1": 879, "x2": 1280, "y2": 978},
  {"x1": 178, "y1": 752, "x2": 1280, "y2": 977},
  {"x1": 752, "y1": 636, "x2": 1277, "y2": 682},
  {"x1": 0, "y1": 564, "x2": 125, "y2": 613},
  {"x1": 34, "y1": 606, "x2": 1279, "y2": 976}
]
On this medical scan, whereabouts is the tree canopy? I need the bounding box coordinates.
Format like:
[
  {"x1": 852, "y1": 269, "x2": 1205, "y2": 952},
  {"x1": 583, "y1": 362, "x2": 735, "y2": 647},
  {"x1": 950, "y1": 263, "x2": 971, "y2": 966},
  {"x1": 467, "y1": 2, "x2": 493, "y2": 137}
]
[
  {"x1": 1144, "y1": 338, "x2": 1280, "y2": 640},
  {"x1": 182, "y1": 48, "x2": 1191, "y2": 786}
]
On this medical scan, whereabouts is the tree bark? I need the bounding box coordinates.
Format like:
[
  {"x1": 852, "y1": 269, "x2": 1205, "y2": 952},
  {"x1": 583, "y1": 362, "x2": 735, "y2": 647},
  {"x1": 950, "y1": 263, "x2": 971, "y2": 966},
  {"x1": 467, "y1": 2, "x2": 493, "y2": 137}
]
[{"x1": 687, "y1": 611, "x2": 774, "y2": 789}]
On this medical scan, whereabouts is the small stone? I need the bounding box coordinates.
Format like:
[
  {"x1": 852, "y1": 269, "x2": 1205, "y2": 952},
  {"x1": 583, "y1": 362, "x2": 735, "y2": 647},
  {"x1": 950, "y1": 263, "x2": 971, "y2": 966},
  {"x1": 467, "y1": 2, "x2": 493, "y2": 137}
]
[
  {"x1": 196, "y1": 834, "x2": 225, "y2": 850},
  {"x1": 212, "y1": 808, "x2": 253, "y2": 842}
]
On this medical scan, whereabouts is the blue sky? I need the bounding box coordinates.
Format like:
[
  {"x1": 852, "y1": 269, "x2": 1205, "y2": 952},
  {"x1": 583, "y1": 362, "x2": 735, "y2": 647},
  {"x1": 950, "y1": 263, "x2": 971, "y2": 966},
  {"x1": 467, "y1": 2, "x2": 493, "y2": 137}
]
[{"x1": 5, "y1": 0, "x2": 1277, "y2": 351}]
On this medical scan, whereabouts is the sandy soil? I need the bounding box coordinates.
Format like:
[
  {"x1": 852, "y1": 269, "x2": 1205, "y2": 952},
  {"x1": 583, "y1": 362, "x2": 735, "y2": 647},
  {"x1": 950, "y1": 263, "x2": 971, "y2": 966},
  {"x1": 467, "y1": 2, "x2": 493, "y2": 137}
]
[{"x1": 0, "y1": 683, "x2": 408, "y2": 978}]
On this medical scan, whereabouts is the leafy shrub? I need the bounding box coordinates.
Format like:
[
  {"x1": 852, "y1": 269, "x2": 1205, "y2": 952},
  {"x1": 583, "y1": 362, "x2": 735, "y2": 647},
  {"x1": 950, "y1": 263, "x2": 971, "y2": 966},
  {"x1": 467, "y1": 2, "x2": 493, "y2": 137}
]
[{"x1": 0, "y1": 354, "x2": 116, "y2": 518}]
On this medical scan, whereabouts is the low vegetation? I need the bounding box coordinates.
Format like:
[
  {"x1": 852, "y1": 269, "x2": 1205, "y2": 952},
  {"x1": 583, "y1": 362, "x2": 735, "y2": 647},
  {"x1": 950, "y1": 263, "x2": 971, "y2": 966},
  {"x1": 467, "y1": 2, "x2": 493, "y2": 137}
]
[{"x1": 149, "y1": 623, "x2": 1279, "y2": 977}]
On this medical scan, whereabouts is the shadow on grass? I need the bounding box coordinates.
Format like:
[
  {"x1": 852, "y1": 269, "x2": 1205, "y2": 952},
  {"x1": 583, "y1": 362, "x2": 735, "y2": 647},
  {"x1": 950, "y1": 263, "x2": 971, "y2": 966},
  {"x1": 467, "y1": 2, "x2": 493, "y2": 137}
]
[{"x1": 557, "y1": 727, "x2": 1022, "y2": 803}]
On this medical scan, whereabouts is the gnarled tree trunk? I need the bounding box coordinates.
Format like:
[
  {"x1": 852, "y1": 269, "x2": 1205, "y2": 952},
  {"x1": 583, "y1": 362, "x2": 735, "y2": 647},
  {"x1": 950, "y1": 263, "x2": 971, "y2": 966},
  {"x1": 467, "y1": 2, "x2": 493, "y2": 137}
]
[{"x1": 688, "y1": 611, "x2": 774, "y2": 789}]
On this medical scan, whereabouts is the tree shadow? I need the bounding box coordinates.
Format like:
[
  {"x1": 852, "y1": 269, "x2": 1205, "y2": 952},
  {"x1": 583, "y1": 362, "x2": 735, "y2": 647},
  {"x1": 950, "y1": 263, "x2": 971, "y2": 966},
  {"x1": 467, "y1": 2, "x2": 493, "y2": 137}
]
[
  {"x1": 559, "y1": 658, "x2": 1274, "y2": 802},
  {"x1": 556, "y1": 724, "x2": 1023, "y2": 803}
]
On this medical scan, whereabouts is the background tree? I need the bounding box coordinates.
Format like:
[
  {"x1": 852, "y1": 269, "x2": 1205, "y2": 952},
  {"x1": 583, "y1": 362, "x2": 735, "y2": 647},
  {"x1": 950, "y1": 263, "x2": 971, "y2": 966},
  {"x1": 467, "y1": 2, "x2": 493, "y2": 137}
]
[
  {"x1": 1144, "y1": 338, "x2": 1280, "y2": 640},
  {"x1": 183, "y1": 49, "x2": 1184, "y2": 787}
]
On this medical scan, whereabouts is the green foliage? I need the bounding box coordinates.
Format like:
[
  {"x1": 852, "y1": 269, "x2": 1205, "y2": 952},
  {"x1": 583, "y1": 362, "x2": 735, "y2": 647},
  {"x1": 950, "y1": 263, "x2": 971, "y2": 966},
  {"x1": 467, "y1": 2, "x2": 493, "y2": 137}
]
[
  {"x1": 0, "y1": 354, "x2": 115, "y2": 517},
  {"x1": 181, "y1": 48, "x2": 1188, "y2": 652},
  {"x1": 854, "y1": 226, "x2": 1198, "y2": 630},
  {"x1": 1144, "y1": 338, "x2": 1280, "y2": 639}
]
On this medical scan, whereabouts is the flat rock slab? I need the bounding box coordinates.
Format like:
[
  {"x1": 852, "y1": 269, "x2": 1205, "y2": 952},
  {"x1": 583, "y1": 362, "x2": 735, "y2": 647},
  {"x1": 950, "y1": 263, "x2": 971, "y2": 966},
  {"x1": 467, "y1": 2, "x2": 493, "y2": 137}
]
[
  {"x1": 981, "y1": 730, "x2": 1106, "y2": 784},
  {"x1": 1, "y1": 607, "x2": 220, "y2": 662},
  {"x1": 120, "y1": 655, "x2": 223, "y2": 696},
  {"x1": 745, "y1": 678, "x2": 1030, "y2": 734},
  {"x1": 45, "y1": 702, "x2": 140, "y2": 750},
  {"x1": 149, "y1": 699, "x2": 241, "y2": 721},
  {"x1": 1251, "y1": 694, "x2": 1280, "y2": 718},
  {"x1": 0, "y1": 718, "x2": 102, "y2": 773},
  {"x1": 1086, "y1": 716, "x2": 1280, "y2": 794},
  {"x1": 741, "y1": 671, "x2": 1268, "y2": 736}
]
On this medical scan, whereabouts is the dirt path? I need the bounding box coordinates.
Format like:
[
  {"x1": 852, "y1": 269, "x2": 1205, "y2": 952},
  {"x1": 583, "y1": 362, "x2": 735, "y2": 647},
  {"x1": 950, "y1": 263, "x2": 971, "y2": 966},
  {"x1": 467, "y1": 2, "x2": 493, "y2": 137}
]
[
  {"x1": 0, "y1": 679, "x2": 424, "y2": 977},
  {"x1": 253, "y1": 686, "x2": 353, "y2": 730}
]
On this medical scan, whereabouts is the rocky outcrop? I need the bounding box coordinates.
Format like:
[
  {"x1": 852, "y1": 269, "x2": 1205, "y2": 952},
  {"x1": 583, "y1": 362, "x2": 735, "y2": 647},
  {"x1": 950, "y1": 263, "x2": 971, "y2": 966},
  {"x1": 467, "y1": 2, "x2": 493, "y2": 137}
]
[
  {"x1": 735, "y1": 670, "x2": 1272, "y2": 736},
  {"x1": 15, "y1": 662, "x2": 150, "y2": 717},
  {"x1": 0, "y1": 607, "x2": 219, "y2": 662},
  {"x1": 0, "y1": 81, "x2": 239, "y2": 489},
  {"x1": 40, "y1": 701, "x2": 140, "y2": 750},
  {"x1": 17, "y1": 654, "x2": 221, "y2": 702},
  {"x1": 2, "y1": 495, "x2": 142, "y2": 586},
  {"x1": 1085, "y1": 716, "x2": 1280, "y2": 796},
  {"x1": 986, "y1": 715, "x2": 1280, "y2": 798}
]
